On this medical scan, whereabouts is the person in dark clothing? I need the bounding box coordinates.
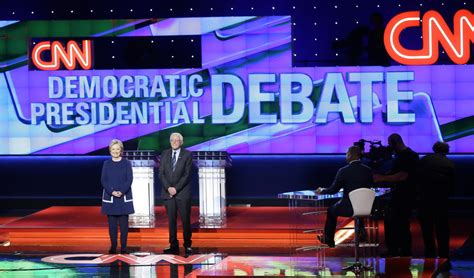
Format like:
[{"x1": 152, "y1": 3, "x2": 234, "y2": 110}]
[
  {"x1": 418, "y1": 141, "x2": 454, "y2": 258},
  {"x1": 316, "y1": 146, "x2": 374, "y2": 247},
  {"x1": 374, "y1": 133, "x2": 419, "y2": 257},
  {"x1": 159, "y1": 132, "x2": 193, "y2": 256},
  {"x1": 367, "y1": 12, "x2": 391, "y2": 66},
  {"x1": 101, "y1": 139, "x2": 134, "y2": 254}
]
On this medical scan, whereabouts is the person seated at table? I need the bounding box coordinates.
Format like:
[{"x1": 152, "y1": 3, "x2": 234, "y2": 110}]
[{"x1": 315, "y1": 146, "x2": 374, "y2": 247}]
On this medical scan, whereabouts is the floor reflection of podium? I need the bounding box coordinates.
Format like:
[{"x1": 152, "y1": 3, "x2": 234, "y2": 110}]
[
  {"x1": 194, "y1": 151, "x2": 231, "y2": 228},
  {"x1": 124, "y1": 151, "x2": 156, "y2": 228}
]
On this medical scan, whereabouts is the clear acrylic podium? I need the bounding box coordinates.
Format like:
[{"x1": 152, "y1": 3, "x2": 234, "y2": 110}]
[
  {"x1": 193, "y1": 151, "x2": 231, "y2": 228},
  {"x1": 123, "y1": 151, "x2": 156, "y2": 228}
]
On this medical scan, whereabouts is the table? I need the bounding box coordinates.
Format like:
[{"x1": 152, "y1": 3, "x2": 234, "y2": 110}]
[{"x1": 278, "y1": 187, "x2": 390, "y2": 266}]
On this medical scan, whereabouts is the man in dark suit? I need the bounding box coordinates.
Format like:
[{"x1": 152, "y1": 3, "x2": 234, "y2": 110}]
[
  {"x1": 316, "y1": 146, "x2": 374, "y2": 247},
  {"x1": 159, "y1": 132, "x2": 193, "y2": 255}
]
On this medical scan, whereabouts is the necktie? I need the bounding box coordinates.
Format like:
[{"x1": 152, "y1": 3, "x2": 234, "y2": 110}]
[{"x1": 172, "y1": 151, "x2": 177, "y2": 171}]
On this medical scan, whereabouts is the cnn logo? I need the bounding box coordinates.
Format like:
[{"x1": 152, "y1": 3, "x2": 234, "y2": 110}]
[
  {"x1": 30, "y1": 39, "x2": 92, "y2": 70},
  {"x1": 384, "y1": 9, "x2": 474, "y2": 65}
]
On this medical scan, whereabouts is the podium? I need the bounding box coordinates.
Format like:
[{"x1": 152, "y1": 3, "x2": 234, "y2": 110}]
[
  {"x1": 123, "y1": 151, "x2": 156, "y2": 228},
  {"x1": 193, "y1": 151, "x2": 231, "y2": 227}
]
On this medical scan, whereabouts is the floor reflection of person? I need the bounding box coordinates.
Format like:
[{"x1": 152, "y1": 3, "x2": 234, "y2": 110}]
[{"x1": 109, "y1": 260, "x2": 131, "y2": 277}]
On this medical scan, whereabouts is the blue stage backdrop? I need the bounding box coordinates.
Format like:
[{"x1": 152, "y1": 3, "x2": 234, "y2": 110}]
[
  {"x1": 1, "y1": 155, "x2": 473, "y2": 201},
  {"x1": 0, "y1": 1, "x2": 473, "y2": 203},
  {"x1": 1, "y1": 11, "x2": 473, "y2": 155}
]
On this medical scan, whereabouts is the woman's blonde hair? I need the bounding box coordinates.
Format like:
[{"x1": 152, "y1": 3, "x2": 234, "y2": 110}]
[{"x1": 109, "y1": 139, "x2": 124, "y2": 152}]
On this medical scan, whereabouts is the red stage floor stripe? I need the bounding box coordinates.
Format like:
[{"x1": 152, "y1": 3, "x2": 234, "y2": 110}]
[{"x1": 1, "y1": 206, "x2": 473, "y2": 258}]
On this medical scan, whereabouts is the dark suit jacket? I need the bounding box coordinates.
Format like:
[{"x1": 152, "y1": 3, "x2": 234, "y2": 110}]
[
  {"x1": 101, "y1": 158, "x2": 134, "y2": 215},
  {"x1": 418, "y1": 153, "x2": 454, "y2": 203},
  {"x1": 159, "y1": 148, "x2": 193, "y2": 200},
  {"x1": 321, "y1": 160, "x2": 374, "y2": 216}
]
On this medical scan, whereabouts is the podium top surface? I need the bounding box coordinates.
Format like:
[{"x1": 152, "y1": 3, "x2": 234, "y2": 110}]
[
  {"x1": 193, "y1": 151, "x2": 230, "y2": 158},
  {"x1": 123, "y1": 150, "x2": 156, "y2": 157},
  {"x1": 278, "y1": 188, "x2": 390, "y2": 201},
  {"x1": 192, "y1": 151, "x2": 232, "y2": 166},
  {"x1": 122, "y1": 151, "x2": 157, "y2": 166}
]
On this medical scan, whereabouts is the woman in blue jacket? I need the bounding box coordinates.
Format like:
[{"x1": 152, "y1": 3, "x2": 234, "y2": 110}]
[{"x1": 101, "y1": 139, "x2": 134, "y2": 254}]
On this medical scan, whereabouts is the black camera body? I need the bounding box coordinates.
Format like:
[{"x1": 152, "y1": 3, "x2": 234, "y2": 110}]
[{"x1": 354, "y1": 139, "x2": 393, "y2": 169}]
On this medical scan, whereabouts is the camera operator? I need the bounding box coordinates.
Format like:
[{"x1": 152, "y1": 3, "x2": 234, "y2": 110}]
[
  {"x1": 374, "y1": 133, "x2": 419, "y2": 257},
  {"x1": 354, "y1": 139, "x2": 393, "y2": 172}
]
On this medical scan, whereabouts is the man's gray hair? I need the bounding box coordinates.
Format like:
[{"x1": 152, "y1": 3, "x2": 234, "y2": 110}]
[{"x1": 170, "y1": 132, "x2": 184, "y2": 142}]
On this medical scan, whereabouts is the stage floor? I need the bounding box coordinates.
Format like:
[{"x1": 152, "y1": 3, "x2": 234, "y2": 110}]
[
  {"x1": 0, "y1": 206, "x2": 473, "y2": 277},
  {"x1": 0, "y1": 253, "x2": 466, "y2": 277},
  {"x1": 0, "y1": 206, "x2": 324, "y2": 249}
]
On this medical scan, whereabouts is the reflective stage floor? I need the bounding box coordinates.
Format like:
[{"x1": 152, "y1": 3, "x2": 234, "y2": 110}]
[
  {"x1": 1, "y1": 252, "x2": 472, "y2": 277},
  {"x1": 0, "y1": 206, "x2": 473, "y2": 277}
]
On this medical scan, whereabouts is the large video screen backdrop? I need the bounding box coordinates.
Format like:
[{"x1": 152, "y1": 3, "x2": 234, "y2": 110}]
[{"x1": 0, "y1": 16, "x2": 473, "y2": 154}]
